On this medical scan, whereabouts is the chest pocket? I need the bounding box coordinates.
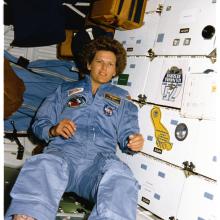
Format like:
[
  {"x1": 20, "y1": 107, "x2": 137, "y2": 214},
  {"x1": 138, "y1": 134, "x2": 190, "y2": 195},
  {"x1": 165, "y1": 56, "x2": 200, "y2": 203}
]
[
  {"x1": 94, "y1": 98, "x2": 120, "y2": 128},
  {"x1": 93, "y1": 99, "x2": 120, "y2": 149}
]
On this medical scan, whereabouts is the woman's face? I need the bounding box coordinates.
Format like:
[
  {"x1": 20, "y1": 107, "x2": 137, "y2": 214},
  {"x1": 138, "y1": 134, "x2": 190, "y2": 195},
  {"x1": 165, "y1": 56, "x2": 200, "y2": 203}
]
[{"x1": 87, "y1": 50, "x2": 116, "y2": 87}]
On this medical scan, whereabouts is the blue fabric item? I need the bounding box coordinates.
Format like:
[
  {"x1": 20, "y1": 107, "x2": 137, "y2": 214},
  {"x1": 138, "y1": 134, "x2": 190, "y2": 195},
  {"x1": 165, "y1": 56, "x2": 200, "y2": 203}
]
[
  {"x1": 4, "y1": 51, "x2": 79, "y2": 132},
  {"x1": 5, "y1": 75, "x2": 140, "y2": 220},
  {"x1": 5, "y1": 151, "x2": 139, "y2": 220},
  {"x1": 9, "y1": 0, "x2": 65, "y2": 47},
  {"x1": 32, "y1": 75, "x2": 140, "y2": 153}
]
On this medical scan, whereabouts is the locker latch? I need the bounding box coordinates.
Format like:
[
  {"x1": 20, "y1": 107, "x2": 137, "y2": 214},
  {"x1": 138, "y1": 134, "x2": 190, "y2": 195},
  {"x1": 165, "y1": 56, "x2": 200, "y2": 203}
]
[
  {"x1": 182, "y1": 161, "x2": 196, "y2": 177},
  {"x1": 131, "y1": 94, "x2": 147, "y2": 108},
  {"x1": 147, "y1": 49, "x2": 157, "y2": 60},
  {"x1": 156, "y1": 4, "x2": 164, "y2": 15},
  {"x1": 169, "y1": 217, "x2": 178, "y2": 220}
]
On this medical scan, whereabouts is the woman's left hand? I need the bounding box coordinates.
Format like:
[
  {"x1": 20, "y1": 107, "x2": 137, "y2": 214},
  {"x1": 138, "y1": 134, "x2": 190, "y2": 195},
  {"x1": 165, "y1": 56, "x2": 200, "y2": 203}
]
[{"x1": 127, "y1": 133, "x2": 144, "y2": 152}]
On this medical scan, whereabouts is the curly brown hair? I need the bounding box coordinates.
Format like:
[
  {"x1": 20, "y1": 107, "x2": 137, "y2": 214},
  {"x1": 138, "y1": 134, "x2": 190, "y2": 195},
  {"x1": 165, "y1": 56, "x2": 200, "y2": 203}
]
[{"x1": 80, "y1": 36, "x2": 127, "y2": 77}]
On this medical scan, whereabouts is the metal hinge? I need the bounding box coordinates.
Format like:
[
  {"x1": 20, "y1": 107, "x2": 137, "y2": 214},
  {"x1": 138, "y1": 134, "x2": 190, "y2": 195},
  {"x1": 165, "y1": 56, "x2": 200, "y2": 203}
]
[
  {"x1": 131, "y1": 94, "x2": 147, "y2": 108},
  {"x1": 147, "y1": 48, "x2": 157, "y2": 61},
  {"x1": 169, "y1": 216, "x2": 178, "y2": 220},
  {"x1": 182, "y1": 161, "x2": 196, "y2": 177},
  {"x1": 206, "y1": 48, "x2": 216, "y2": 63}
]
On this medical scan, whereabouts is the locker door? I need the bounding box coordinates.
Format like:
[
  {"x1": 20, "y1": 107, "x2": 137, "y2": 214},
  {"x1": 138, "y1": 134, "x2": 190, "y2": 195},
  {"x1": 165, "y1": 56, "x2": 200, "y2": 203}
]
[{"x1": 153, "y1": 0, "x2": 216, "y2": 56}]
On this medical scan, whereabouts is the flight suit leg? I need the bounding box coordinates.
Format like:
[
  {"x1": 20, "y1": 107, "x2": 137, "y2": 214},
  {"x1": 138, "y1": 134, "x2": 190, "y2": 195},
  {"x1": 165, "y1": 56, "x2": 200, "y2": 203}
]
[
  {"x1": 88, "y1": 157, "x2": 139, "y2": 220},
  {"x1": 5, "y1": 153, "x2": 70, "y2": 220}
]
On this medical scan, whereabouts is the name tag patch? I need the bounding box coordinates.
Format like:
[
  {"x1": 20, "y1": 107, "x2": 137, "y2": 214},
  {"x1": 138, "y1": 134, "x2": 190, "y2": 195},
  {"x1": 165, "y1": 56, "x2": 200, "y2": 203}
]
[
  {"x1": 67, "y1": 95, "x2": 86, "y2": 108},
  {"x1": 104, "y1": 93, "x2": 121, "y2": 105}
]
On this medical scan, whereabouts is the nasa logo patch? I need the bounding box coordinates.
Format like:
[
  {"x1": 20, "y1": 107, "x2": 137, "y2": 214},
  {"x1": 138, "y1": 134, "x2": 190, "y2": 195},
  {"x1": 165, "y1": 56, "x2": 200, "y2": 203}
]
[
  {"x1": 103, "y1": 104, "x2": 115, "y2": 116},
  {"x1": 67, "y1": 95, "x2": 86, "y2": 108}
]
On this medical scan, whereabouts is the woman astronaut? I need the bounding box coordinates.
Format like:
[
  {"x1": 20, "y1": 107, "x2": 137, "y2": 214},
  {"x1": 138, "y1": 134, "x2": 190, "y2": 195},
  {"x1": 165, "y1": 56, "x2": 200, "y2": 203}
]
[{"x1": 6, "y1": 37, "x2": 144, "y2": 220}]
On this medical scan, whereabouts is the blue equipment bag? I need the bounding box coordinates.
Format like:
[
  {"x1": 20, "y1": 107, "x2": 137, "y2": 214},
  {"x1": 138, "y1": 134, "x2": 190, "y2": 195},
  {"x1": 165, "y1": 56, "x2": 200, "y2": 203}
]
[{"x1": 4, "y1": 51, "x2": 79, "y2": 132}]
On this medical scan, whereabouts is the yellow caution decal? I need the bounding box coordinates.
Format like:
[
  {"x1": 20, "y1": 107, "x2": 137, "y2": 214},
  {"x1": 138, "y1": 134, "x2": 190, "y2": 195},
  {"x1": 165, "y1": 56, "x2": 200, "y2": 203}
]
[{"x1": 151, "y1": 106, "x2": 172, "y2": 151}]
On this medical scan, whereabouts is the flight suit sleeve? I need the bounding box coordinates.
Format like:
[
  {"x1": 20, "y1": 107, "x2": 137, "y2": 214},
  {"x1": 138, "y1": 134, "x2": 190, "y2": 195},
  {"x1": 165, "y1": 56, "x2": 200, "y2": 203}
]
[
  {"x1": 32, "y1": 85, "x2": 63, "y2": 143},
  {"x1": 117, "y1": 98, "x2": 140, "y2": 155}
]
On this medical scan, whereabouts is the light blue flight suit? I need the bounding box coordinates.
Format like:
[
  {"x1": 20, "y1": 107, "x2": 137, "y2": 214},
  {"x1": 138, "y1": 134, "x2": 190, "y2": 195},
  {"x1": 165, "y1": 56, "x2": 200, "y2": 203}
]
[{"x1": 5, "y1": 75, "x2": 140, "y2": 220}]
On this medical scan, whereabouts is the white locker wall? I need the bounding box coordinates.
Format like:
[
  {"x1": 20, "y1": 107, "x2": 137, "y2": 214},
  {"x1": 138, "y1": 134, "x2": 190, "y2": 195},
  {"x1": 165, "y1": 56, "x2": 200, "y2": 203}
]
[
  {"x1": 114, "y1": 0, "x2": 218, "y2": 218},
  {"x1": 144, "y1": 57, "x2": 216, "y2": 109},
  {"x1": 137, "y1": 156, "x2": 185, "y2": 220},
  {"x1": 176, "y1": 175, "x2": 218, "y2": 220},
  {"x1": 117, "y1": 149, "x2": 219, "y2": 220},
  {"x1": 116, "y1": 151, "x2": 185, "y2": 220},
  {"x1": 139, "y1": 104, "x2": 218, "y2": 180},
  {"x1": 153, "y1": 0, "x2": 216, "y2": 56}
]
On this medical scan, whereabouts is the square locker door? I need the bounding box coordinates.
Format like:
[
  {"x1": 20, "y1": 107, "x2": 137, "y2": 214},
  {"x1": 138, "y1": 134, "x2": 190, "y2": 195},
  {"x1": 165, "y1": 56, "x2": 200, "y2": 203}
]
[
  {"x1": 112, "y1": 56, "x2": 150, "y2": 99},
  {"x1": 181, "y1": 72, "x2": 218, "y2": 120},
  {"x1": 176, "y1": 175, "x2": 218, "y2": 220},
  {"x1": 137, "y1": 155, "x2": 185, "y2": 220},
  {"x1": 114, "y1": 12, "x2": 162, "y2": 56},
  {"x1": 153, "y1": 0, "x2": 216, "y2": 56},
  {"x1": 144, "y1": 57, "x2": 190, "y2": 109},
  {"x1": 188, "y1": 119, "x2": 218, "y2": 180},
  {"x1": 139, "y1": 104, "x2": 197, "y2": 167}
]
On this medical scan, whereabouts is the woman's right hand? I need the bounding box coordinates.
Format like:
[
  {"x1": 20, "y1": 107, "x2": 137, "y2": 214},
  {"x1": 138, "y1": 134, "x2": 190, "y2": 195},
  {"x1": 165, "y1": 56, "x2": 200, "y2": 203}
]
[{"x1": 49, "y1": 119, "x2": 76, "y2": 139}]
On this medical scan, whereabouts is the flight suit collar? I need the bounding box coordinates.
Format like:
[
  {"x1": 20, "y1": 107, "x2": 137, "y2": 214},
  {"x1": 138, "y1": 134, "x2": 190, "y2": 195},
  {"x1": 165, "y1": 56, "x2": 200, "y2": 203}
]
[{"x1": 84, "y1": 74, "x2": 112, "y2": 93}]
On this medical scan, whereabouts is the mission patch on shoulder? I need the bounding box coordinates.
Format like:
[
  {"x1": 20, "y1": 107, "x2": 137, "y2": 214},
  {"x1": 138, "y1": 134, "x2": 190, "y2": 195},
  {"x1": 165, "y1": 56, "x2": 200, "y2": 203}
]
[{"x1": 104, "y1": 93, "x2": 121, "y2": 105}]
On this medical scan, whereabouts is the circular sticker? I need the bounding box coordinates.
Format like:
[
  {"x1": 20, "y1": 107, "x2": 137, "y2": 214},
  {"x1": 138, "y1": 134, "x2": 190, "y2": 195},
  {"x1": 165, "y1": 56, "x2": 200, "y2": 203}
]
[{"x1": 175, "y1": 123, "x2": 188, "y2": 141}]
